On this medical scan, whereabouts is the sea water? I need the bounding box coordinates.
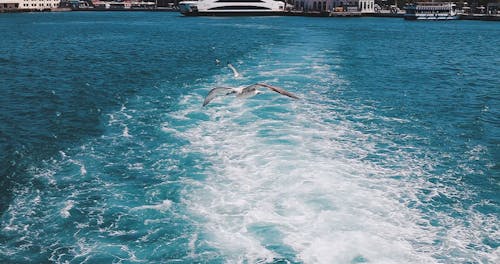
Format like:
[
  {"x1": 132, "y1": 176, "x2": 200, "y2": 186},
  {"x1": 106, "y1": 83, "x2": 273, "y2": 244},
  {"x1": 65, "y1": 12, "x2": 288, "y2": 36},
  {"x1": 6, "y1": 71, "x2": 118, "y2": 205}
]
[{"x1": 0, "y1": 12, "x2": 498, "y2": 263}]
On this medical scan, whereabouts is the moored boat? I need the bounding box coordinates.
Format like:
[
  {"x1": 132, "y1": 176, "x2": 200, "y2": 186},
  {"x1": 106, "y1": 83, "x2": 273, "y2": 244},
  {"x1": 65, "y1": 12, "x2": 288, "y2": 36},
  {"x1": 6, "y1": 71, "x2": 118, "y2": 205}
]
[
  {"x1": 178, "y1": 0, "x2": 286, "y2": 16},
  {"x1": 404, "y1": 2, "x2": 458, "y2": 20}
]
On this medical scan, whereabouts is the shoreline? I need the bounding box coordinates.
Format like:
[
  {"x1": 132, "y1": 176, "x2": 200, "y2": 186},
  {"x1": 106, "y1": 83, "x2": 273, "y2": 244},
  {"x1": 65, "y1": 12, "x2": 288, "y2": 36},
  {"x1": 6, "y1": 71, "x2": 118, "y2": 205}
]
[{"x1": 1, "y1": 8, "x2": 499, "y2": 21}]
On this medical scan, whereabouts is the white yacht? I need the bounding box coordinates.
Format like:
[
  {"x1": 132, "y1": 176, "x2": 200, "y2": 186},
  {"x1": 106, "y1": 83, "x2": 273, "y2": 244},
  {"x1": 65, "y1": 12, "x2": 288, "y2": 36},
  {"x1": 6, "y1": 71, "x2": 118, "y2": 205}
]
[
  {"x1": 178, "y1": 0, "x2": 286, "y2": 16},
  {"x1": 404, "y1": 2, "x2": 458, "y2": 20}
]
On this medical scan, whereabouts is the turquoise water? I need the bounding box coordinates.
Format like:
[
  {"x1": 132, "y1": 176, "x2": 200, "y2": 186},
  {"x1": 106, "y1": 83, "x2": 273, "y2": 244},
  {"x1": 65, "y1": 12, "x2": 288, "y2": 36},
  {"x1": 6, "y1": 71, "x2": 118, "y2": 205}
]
[{"x1": 0, "y1": 12, "x2": 499, "y2": 263}]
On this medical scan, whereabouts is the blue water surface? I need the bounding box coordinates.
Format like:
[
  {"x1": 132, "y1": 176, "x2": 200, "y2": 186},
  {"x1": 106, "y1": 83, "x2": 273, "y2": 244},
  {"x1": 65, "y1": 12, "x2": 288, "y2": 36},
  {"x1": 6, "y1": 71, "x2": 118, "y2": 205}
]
[{"x1": 0, "y1": 12, "x2": 498, "y2": 263}]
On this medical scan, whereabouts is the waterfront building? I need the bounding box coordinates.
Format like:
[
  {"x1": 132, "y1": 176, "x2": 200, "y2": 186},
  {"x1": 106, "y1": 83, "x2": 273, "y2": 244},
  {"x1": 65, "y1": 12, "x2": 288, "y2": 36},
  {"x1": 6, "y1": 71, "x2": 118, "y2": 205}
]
[
  {"x1": 23, "y1": 0, "x2": 61, "y2": 9},
  {"x1": 92, "y1": 0, "x2": 156, "y2": 9},
  {"x1": 0, "y1": 0, "x2": 61, "y2": 10},
  {"x1": 0, "y1": 0, "x2": 19, "y2": 11},
  {"x1": 487, "y1": 2, "x2": 499, "y2": 14},
  {"x1": 156, "y1": 0, "x2": 176, "y2": 8},
  {"x1": 60, "y1": 0, "x2": 93, "y2": 9},
  {"x1": 293, "y1": 0, "x2": 375, "y2": 13}
]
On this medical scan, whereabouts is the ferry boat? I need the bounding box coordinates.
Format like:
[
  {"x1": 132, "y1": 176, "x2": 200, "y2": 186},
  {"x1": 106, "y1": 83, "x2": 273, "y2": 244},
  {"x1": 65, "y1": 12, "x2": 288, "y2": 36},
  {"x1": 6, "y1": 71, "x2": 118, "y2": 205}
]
[
  {"x1": 404, "y1": 2, "x2": 458, "y2": 20},
  {"x1": 178, "y1": 0, "x2": 286, "y2": 16}
]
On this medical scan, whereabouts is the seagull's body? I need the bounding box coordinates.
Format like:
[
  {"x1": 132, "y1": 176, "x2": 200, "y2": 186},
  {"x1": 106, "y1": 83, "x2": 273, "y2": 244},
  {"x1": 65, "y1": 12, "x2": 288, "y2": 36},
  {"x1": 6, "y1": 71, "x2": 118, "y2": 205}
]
[{"x1": 203, "y1": 83, "x2": 299, "y2": 106}]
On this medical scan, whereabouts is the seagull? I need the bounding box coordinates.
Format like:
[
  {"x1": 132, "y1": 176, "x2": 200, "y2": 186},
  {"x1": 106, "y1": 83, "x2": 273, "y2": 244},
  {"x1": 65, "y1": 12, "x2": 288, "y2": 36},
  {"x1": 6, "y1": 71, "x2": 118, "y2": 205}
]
[
  {"x1": 227, "y1": 63, "x2": 241, "y2": 78},
  {"x1": 203, "y1": 83, "x2": 299, "y2": 107}
]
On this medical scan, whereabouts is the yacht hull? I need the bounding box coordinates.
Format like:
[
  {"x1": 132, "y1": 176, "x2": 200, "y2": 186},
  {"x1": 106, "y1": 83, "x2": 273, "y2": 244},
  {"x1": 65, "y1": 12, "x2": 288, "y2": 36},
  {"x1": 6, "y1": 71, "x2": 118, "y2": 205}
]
[
  {"x1": 404, "y1": 14, "x2": 459, "y2": 20},
  {"x1": 179, "y1": 1, "x2": 286, "y2": 16},
  {"x1": 182, "y1": 11, "x2": 285, "y2": 16}
]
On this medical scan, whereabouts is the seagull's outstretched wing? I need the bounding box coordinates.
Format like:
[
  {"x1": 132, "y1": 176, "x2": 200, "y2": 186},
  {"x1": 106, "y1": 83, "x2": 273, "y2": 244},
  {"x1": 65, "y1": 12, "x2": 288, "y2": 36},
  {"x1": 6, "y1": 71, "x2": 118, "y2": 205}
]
[
  {"x1": 256, "y1": 83, "x2": 300, "y2": 99},
  {"x1": 227, "y1": 63, "x2": 241, "y2": 78},
  {"x1": 203, "y1": 87, "x2": 236, "y2": 106},
  {"x1": 241, "y1": 84, "x2": 259, "y2": 94}
]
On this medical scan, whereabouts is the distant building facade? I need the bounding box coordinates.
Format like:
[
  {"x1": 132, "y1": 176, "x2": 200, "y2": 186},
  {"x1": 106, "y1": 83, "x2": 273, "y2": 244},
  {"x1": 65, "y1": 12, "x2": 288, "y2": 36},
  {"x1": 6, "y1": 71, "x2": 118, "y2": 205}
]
[
  {"x1": 157, "y1": 0, "x2": 176, "y2": 7},
  {"x1": 20, "y1": 0, "x2": 61, "y2": 9},
  {"x1": 92, "y1": 0, "x2": 156, "y2": 9},
  {"x1": 0, "y1": 0, "x2": 61, "y2": 10},
  {"x1": 0, "y1": 0, "x2": 19, "y2": 11},
  {"x1": 294, "y1": 0, "x2": 375, "y2": 13}
]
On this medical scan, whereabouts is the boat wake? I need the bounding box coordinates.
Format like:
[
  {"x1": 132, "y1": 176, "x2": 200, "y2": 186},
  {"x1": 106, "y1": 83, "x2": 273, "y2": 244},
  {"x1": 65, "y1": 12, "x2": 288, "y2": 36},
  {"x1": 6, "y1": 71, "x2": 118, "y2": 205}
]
[{"x1": 162, "y1": 44, "x2": 499, "y2": 263}]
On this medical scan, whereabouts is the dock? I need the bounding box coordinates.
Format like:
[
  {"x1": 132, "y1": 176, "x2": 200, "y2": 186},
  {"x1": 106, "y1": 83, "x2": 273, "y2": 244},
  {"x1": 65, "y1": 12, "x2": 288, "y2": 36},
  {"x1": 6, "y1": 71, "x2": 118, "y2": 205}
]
[
  {"x1": 286, "y1": 10, "x2": 403, "y2": 18},
  {"x1": 459, "y1": 14, "x2": 500, "y2": 21}
]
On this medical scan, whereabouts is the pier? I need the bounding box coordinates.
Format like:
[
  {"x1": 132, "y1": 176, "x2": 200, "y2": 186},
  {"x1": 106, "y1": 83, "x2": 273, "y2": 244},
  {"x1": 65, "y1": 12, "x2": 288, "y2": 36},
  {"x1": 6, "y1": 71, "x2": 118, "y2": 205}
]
[{"x1": 459, "y1": 14, "x2": 500, "y2": 21}]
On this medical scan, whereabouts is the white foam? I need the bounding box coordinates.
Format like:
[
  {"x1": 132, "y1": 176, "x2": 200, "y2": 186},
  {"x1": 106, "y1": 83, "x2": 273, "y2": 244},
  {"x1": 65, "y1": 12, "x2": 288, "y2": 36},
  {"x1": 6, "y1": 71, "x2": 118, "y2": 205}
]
[
  {"x1": 167, "y1": 44, "x2": 498, "y2": 263},
  {"x1": 188, "y1": 233, "x2": 198, "y2": 259},
  {"x1": 161, "y1": 125, "x2": 177, "y2": 134},
  {"x1": 171, "y1": 85, "x2": 434, "y2": 262},
  {"x1": 122, "y1": 125, "x2": 131, "y2": 138},
  {"x1": 60, "y1": 200, "x2": 74, "y2": 218},
  {"x1": 80, "y1": 164, "x2": 87, "y2": 176},
  {"x1": 131, "y1": 200, "x2": 172, "y2": 212}
]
